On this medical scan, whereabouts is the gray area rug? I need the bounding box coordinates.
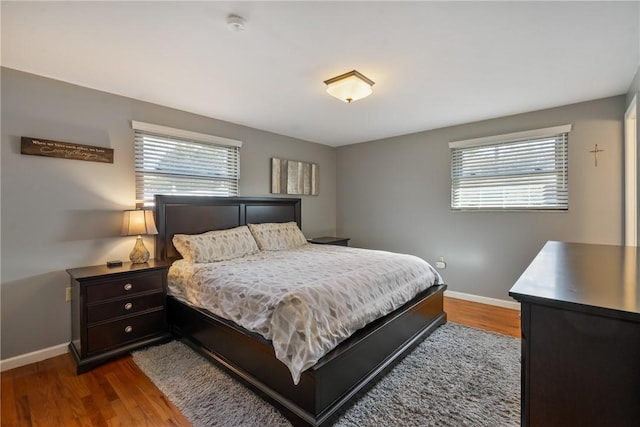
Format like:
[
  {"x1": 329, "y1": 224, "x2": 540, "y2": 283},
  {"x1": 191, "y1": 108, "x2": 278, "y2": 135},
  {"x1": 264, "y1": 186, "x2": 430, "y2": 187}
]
[{"x1": 132, "y1": 323, "x2": 520, "y2": 427}]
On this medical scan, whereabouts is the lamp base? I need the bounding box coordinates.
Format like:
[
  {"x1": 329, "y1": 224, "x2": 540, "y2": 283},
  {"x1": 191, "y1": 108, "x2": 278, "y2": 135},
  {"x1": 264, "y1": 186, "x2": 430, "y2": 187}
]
[{"x1": 129, "y1": 236, "x2": 150, "y2": 264}]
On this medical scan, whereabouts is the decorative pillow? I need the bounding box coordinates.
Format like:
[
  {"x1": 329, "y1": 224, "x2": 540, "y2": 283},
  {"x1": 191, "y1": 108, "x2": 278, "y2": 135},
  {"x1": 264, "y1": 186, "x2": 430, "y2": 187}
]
[
  {"x1": 172, "y1": 225, "x2": 259, "y2": 263},
  {"x1": 248, "y1": 222, "x2": 307, "y2": 251}
]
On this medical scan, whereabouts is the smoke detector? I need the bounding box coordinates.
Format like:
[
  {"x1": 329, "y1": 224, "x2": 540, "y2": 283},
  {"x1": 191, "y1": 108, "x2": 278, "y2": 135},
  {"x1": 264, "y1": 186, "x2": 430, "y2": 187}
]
[{"x1": 227, "y1": 14, "x2": 246, "y2": 32}]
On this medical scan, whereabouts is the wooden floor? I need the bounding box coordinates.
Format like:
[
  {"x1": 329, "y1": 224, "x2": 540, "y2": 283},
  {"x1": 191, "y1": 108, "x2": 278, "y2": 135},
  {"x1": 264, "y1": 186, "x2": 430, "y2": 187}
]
[
  {"x1": 1, "y1": 297, "x2": 520, "y2": 427},
  {"x1": 444, "y1": 297, "x2": 520, "y2": 338}
]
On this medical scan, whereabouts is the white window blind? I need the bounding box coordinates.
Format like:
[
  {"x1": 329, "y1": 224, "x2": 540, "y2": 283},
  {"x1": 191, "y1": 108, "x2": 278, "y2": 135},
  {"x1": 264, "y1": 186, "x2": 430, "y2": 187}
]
[
  {"x1": 132, "y1": 121, "x2": 241, "y2": 203},
  {"x1": 449, "y1": 125, "x2": 571, "y2": 210}
]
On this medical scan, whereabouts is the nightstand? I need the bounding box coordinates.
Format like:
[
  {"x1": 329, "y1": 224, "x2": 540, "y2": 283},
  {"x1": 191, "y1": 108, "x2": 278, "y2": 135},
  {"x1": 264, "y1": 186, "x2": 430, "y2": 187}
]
[
  {"x1": 67, "y1": 260, "x2": 172, "y2": 374},
  {"x1": 308, "y1": 236, "x2": 350, "y2": 246}
]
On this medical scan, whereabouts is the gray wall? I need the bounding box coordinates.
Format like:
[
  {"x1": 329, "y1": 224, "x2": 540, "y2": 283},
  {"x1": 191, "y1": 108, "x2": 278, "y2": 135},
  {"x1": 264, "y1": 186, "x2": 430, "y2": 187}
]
[
  {"x1": 1, "y1": 64, "x2": 632, "y2": 360},
  {"x1": 337, "y1": 96, "x2": 625, "y2": 301},
  {"x1": 627, "y1": 65, "x2": 640, "y2": 107},
  {"x1": 0, "y1": 68, "x2": 337, "y2": 359}
]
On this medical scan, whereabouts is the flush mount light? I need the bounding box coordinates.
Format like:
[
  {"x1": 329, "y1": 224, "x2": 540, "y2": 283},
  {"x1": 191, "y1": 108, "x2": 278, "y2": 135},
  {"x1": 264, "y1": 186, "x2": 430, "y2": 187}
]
[{"x1": 324, "y1": 70, "x2": 375, "y2": 103}]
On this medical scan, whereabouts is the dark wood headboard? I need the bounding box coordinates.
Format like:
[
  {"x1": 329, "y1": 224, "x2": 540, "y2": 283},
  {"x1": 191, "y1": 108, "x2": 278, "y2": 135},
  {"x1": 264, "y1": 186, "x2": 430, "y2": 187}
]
[{"x1": 154, "y1": 195, "x2": 302, "y2": 262}]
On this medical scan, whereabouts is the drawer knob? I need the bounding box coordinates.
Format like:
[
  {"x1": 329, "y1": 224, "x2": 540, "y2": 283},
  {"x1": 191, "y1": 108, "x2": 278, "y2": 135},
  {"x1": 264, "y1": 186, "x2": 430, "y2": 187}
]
[
  {"x1": 124, "y1": 302, "x2": 133, "y2": 310},
  {"x1": 124, "y1": 326, "x2": 133, "y2": 333},
  {"x1": 124, "y1": 283, "x2": 133, "y2": 291}
]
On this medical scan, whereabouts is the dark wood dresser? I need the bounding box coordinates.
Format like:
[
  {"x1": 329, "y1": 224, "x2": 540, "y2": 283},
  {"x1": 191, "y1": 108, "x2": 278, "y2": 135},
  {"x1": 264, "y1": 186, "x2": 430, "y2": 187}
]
[
  {"x1": 67, "y1": 260, "x2": 172, "y2": 374},
  {"x1": 509, "y1": 241, "x2": 640, "y2": 427}
]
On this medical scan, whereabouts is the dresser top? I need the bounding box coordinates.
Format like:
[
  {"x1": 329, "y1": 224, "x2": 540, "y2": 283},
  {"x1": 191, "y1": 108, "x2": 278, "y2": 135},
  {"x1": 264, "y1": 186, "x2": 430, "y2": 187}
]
[{"x1": 509, "y1": 241, "x2": 640, "y2": 317}]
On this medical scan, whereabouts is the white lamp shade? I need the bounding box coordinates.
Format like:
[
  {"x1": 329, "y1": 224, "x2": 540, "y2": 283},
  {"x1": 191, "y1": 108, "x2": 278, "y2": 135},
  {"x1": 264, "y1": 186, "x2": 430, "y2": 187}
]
[
  {"x1": 324, "y1": 70, "x2": 374, "y2": 103},
  {"x1": 122, "y1": 209, "x2": 158, "y2": 236}
]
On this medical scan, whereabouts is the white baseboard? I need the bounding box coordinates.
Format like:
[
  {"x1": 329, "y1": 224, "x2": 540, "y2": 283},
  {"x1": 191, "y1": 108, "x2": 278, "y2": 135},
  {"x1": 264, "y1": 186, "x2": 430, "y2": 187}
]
[
  {"x1": 1, "y1": 343, "x2": 69, "y2": 372},
  {"x1": 445, "y1": 290, "x2": 521, "y2": 311}
]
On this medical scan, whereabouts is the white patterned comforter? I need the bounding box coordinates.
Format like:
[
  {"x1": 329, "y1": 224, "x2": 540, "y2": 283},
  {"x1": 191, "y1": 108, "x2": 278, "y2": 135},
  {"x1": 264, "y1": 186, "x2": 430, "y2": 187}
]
[{"x1": 168, "y1": 244, "x2": 442, "y2": 384}]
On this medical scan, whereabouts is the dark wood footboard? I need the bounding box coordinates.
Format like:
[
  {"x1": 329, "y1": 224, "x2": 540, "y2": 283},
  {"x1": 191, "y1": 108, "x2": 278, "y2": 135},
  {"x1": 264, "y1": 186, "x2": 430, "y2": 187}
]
[{"x1": 168, "y1": 283, "x2": 446, "y2": 426}]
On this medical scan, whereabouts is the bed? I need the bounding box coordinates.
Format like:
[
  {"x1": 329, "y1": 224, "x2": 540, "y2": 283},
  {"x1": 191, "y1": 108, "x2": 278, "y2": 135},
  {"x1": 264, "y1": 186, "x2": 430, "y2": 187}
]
[{"x1": 154, "y1": 195, "x2": 447, "y2": 426}]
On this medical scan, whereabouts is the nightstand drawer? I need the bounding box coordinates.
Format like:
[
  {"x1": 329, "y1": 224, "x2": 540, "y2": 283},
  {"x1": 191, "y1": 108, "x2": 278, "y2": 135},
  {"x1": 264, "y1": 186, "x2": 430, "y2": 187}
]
[
  {"x1": 87, "y1": 292, "x2": 165, "y2": 324},
  {"x1": 87, "y1": 310, "x2": 165, "y2": 354},
  {"x1": 86, "y1": 271, "x2": 163, "y2": 302}
]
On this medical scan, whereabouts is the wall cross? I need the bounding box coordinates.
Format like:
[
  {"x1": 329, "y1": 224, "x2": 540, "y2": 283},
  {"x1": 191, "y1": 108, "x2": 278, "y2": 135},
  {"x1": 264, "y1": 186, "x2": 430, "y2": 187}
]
[{"x1": 589, "y1": 144, "x2": 604, "y2": 167}]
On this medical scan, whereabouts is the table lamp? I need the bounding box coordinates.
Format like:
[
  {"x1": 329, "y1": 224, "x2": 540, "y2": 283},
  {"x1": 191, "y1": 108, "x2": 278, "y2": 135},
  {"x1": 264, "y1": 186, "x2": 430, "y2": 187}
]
[{"x1": 122, "y1": 209, "x2": 158, "y2": 263}]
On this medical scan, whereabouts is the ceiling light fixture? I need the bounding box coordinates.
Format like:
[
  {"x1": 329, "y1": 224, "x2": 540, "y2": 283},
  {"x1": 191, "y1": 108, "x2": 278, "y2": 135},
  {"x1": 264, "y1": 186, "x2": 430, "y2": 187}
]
[{"x1": 324, "y1": 70, "x2": 375, "y2": 104}]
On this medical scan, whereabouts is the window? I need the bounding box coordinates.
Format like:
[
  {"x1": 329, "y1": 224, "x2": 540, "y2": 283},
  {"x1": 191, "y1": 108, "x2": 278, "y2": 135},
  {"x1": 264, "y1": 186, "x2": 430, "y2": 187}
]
[
  {"x1": 450, "y1": 125, "x2": 571, "y2": 210},
  {"x1": 132, "y1": 121, "x2": 241, "y2": 204}
]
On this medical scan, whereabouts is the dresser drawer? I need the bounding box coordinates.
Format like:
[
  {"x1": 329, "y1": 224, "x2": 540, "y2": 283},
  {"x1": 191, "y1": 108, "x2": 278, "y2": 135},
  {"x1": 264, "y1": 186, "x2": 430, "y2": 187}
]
[
  {"x1": 87, "y1": 292, "x2": 165, "y2": 324},
  {"x1": 86, "y1": 271, "x2": 164, "y2": 303},
  {"x1": 86, "y1": 310, "x2": 165, "y2": 354}
]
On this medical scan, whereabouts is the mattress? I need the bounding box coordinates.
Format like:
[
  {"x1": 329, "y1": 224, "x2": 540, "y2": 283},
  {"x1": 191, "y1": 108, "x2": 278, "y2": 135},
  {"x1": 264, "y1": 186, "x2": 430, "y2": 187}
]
[{"x1": 168, "y1": 243, "x2": 442, "y2": 384}]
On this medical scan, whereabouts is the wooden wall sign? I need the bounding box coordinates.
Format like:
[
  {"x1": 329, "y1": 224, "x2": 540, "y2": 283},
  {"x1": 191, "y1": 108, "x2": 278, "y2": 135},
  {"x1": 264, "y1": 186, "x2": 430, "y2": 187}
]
[{"x1": 21, "y1": 137, "x2": 114, "y2": 164}]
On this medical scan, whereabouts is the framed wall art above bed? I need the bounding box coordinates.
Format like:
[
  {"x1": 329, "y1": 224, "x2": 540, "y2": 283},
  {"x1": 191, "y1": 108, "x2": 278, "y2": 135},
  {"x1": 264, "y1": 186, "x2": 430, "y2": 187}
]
[
  {"x1": 271, "y1": 157, "x2": 319, "y2": 196},
  {"x1": 154, "y1": 195, "x2": 447, "y2": 426}
]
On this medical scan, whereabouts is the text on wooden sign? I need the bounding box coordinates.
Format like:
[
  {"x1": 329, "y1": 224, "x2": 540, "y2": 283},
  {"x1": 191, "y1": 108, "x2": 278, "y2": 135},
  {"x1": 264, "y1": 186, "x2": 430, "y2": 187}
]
[{"x1": 21, "y1": 137, "x2": 114, "y2": 164}]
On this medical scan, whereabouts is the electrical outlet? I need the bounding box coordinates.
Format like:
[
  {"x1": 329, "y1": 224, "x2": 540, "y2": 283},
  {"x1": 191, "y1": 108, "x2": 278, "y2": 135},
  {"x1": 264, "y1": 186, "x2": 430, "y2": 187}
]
[
  {"x1": 65, "y1": 287, "x2": 72, "y2": 302},
  {"x1": 435, "y1": 256, "x2": 447, "y2": 269}
]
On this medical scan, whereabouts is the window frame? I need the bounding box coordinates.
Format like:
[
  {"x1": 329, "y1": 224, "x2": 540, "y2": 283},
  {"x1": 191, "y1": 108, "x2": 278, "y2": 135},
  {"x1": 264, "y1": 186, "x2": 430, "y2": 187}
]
[
  {"x1": 131, "y1": 121, "x2": 242, "y2": 205},
  {"x1": 449, "y1": 124, "x2": 571, "y2": 212}
]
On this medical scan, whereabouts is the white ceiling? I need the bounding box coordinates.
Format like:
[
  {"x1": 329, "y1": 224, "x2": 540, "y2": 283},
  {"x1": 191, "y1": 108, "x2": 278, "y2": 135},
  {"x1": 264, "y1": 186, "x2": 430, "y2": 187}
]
[{"x1": 2, "y1": 1, "x2": 639, "y2": 147}]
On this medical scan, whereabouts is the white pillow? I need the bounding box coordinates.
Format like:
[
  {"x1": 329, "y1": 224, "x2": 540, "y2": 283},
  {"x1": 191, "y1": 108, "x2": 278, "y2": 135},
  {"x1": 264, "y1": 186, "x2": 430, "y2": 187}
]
[
  {"x1": 248, "y1": 222, "x2": 307, "y2": 251},
  {"x1": 172, "y1": 225, "x2": 259, "y2": 263}
]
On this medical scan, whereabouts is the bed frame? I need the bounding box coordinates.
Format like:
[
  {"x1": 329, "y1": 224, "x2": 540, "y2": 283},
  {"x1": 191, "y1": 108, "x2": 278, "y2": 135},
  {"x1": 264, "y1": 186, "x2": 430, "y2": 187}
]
[{"x1": 154, "y1": 195, "x2": 447, "y2": 426}]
